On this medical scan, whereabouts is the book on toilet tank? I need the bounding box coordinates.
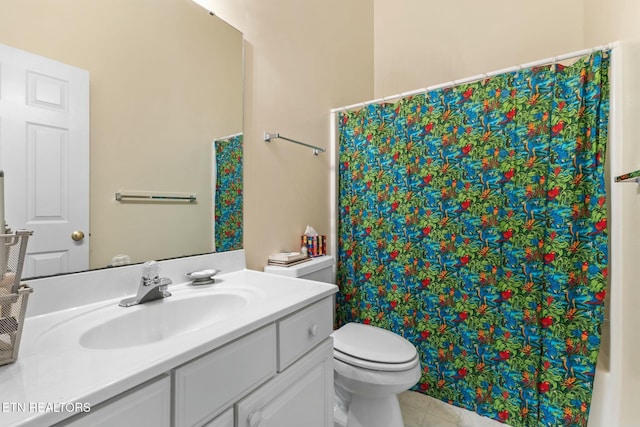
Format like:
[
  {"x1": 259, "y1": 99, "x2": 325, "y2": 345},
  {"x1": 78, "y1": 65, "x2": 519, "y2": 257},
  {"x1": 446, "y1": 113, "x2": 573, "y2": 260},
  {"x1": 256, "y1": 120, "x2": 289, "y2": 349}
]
[
  {"x1": 268, "y1": 251, "x2": 307, "y2": 262},
  {"x1": 267, "y1": 257, "x2": 312, "y2": 267}
]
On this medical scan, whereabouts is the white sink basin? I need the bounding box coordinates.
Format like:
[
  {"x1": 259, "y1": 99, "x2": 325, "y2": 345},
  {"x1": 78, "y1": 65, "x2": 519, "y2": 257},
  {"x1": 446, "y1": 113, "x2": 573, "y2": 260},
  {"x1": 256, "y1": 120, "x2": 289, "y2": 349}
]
[{"x1": 79, "y1": 293, "x2": 248, "y2": 350}]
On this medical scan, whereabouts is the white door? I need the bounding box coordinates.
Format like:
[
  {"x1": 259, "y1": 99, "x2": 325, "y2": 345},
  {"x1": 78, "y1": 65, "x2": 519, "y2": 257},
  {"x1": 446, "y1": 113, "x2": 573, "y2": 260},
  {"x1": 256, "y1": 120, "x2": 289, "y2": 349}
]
[{"x1": 0, "y1": 43, "x2": 89, "y2": 278}]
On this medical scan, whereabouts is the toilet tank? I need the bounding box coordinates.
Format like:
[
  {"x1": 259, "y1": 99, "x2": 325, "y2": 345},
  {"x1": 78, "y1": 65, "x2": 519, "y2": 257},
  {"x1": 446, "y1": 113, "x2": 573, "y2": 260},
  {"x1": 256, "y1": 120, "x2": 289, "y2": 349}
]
[{"x1": 264, "y1": 255, "x2": 335, "y2": 284}]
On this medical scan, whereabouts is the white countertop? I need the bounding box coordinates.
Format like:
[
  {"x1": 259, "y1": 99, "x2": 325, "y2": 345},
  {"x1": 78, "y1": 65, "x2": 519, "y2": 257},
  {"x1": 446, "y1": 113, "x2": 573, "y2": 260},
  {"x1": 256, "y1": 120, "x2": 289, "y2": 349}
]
[{"x1": 0, "y1": 268, "x2": 337, "y2": 426}]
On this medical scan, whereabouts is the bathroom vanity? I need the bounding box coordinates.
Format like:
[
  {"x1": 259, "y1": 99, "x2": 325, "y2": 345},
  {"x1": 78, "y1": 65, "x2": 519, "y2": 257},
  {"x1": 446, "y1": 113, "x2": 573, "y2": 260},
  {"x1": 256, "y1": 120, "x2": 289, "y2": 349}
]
[{"x1": 0, "y1": 251, "x2": 337, "y2": 427}]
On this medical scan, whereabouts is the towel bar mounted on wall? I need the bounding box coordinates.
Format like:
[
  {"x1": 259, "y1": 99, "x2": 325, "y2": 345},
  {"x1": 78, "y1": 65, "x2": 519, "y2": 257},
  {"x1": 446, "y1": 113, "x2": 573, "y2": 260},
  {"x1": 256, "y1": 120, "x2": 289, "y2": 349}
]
[
  {"x1": 115, "y1": 191, "x2": 197, "y2": 203},
  {"x1": 615, "y1": 170, "x2": 640, "y2": 183},
  {"x1": 264, "y1": 131, "x2": 326, "y2": 155}
]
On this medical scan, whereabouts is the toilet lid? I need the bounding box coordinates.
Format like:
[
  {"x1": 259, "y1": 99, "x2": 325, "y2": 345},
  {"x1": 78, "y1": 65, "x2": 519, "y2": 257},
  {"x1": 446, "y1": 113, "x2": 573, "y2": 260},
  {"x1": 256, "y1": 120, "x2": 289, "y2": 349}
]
[{"x1": 331, "y1": 323, "x2": 418, "y2": 368}]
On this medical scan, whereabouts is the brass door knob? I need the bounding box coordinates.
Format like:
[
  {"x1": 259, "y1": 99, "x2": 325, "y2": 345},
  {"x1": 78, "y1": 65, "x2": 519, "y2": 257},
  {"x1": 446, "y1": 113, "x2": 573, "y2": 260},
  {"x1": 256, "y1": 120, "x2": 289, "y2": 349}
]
[{"x1": 71, "y1": 230, "x2": 85, "y2": 241}]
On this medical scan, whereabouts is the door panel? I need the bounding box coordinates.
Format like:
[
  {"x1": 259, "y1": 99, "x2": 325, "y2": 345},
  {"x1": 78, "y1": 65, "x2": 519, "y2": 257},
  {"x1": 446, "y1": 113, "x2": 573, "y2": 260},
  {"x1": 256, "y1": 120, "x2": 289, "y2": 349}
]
[{"x1": 0, "y1": 43, "x2": 89, "y2": 277}]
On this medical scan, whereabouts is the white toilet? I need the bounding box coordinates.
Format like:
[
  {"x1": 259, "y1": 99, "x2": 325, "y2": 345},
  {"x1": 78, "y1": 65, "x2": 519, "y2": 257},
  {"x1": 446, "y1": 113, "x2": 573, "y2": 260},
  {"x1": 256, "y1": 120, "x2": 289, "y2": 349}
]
[
  {"x1": 265, "y1": 256, "x2": 421, "y2": 427},
  {"x1": 331, "y1": 322, "x2": 421, "y2": 427}
]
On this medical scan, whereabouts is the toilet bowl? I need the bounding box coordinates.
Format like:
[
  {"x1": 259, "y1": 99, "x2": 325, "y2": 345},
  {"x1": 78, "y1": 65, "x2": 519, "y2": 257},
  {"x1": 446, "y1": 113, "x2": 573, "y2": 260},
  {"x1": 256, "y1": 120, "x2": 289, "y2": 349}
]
[
  {"x1": 331, "y1": 322, "x2": 421, "y2": 427},
  {"x1": 264, "y1": 258, "x2": 420, "y2": 427}
]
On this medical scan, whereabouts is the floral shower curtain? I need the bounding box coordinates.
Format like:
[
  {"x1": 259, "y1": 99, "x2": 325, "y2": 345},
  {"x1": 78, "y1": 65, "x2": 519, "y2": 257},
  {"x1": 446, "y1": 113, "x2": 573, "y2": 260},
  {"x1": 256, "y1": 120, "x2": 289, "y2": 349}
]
[
  {"x1": 336, "y1": 51, "x2": 609, "y2": 426},
  {"x1": 214, "y1": 133, "x2": 243, "y2": 251}
]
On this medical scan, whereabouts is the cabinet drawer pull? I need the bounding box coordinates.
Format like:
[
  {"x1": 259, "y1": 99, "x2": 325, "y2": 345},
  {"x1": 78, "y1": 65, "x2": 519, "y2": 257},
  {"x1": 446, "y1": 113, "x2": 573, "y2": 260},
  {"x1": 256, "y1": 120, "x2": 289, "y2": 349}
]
[
  {"x1": 248, "y1": 411, "x2": 264, "y2": 427},
  {"x1": 308, "y1": 324, "x2": 319, "y2": 337}
]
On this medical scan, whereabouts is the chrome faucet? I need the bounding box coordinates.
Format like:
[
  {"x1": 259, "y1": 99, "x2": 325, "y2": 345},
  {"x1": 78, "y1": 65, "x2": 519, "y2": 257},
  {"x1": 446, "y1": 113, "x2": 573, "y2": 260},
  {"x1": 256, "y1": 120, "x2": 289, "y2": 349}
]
[{"x1": 119, "y1": 261, "x2": 172, "y2": 307}]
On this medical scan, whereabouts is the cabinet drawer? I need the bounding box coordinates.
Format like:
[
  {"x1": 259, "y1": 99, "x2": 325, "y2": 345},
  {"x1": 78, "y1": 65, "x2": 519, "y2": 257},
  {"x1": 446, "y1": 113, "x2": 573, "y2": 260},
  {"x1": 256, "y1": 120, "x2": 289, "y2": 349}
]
[
  {"x1": 174, "y1": 324, "x2": 276, "y2": 427},
  {"x1": 277, "y1": 297, "x2": 333, "y2": 371}
]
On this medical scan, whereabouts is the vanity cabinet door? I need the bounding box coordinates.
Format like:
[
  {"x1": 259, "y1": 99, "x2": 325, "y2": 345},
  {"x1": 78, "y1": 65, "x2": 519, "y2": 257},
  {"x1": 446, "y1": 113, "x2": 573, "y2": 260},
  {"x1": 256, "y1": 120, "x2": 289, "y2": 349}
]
[
  {"x1": 59, "y1": 375, "x2": 170, "y2": 427},
  {"x1": 236, "y1": 338, "x2": 333, "y2": 427},
  {"x1": 203, "y1": 408, "x2": 233, "y2": 427}
]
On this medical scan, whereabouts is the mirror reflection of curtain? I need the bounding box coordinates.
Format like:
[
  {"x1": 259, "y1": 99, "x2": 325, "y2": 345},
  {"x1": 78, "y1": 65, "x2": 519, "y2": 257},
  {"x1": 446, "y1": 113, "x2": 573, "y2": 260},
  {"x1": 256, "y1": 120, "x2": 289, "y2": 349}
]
[
  {"x1": 213, "y1": 134, "x2": 243, "y2": 252},
  {"x1": 336, "y1": 51, "x2": 610, "y2": 427}
]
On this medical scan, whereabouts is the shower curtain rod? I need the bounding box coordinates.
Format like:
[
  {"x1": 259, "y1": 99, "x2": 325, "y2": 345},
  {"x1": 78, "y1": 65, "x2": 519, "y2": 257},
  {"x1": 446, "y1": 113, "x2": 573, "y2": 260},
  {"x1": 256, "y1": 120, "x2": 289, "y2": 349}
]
[
  {"x1": 213, "y1": 131, "x2": 243, "y2": 142},
  {"x1": 331, "y1": 42, "x2": 618, "y2": 113}
]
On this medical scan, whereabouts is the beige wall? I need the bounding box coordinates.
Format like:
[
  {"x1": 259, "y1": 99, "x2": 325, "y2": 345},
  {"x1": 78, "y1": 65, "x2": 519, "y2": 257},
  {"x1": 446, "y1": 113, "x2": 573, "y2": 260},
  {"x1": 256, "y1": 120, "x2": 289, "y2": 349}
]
[
  {"x1": 0, "y1": 0, "x2": 243, "y2": 269},
  {"x1": 373, "y1": 0, "x2": 584, "y2": 97},
  {"x1": 194, "y1": 0, "x2": 374, "y2": 270},
  {"x1": 584, "y1": 0, "x2": 640, "y2": 46}
]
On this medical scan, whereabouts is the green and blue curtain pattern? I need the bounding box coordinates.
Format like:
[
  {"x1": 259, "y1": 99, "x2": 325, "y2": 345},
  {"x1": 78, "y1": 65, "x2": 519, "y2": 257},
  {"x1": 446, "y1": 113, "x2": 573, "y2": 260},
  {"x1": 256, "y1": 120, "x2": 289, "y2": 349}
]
[
  {"x1": 336, "y1": 51, "x2": 609, "y2": 426},
  {"x1": 214, "y1": 134, "x2": 243, "y2": 251}
]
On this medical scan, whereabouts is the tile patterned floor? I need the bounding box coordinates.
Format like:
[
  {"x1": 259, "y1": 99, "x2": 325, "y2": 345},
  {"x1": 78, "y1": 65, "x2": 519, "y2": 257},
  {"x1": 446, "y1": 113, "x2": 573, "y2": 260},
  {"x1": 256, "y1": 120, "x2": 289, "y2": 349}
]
[{"x1": 399, "y1": 391, "x2": 511, "y2": 427}]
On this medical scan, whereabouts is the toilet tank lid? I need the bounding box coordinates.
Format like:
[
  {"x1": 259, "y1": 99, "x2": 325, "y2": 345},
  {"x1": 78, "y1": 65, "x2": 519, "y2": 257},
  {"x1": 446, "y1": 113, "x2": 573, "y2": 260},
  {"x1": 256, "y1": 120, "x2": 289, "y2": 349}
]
[
  {"x1": 331, "y1": 322, "x2": 417, "y2": 364},
  {"x1": 263, "y1": 255, "x2": 334, "y2": 278}
]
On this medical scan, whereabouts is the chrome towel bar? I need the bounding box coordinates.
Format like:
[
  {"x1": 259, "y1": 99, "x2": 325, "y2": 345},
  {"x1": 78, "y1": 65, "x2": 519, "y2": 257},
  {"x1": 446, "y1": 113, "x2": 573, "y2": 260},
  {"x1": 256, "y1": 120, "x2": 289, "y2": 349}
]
[
  {"x1": 115, "y1": 192, "x2": 197, "y2": 203},
  {"x1": 615, "y1": 170, "x2": 640, "y2": 183},
  {"x1": 264, "y1": 132, "x2": 325, "y2": 155}
]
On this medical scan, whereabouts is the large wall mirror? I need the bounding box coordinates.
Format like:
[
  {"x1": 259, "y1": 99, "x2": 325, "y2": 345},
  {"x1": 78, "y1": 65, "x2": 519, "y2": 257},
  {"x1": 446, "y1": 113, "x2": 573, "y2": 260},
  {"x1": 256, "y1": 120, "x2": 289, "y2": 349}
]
[{"x1": 0, "y1": 0, "x2": 243, "y2": 279}]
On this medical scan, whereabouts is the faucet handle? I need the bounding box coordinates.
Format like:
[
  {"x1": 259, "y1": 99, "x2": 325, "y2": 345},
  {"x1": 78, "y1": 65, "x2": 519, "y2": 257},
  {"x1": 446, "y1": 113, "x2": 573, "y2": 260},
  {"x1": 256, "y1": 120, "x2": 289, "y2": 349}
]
[{"x1": 141, "y1": 260, "x2": 160, "y2": 279}]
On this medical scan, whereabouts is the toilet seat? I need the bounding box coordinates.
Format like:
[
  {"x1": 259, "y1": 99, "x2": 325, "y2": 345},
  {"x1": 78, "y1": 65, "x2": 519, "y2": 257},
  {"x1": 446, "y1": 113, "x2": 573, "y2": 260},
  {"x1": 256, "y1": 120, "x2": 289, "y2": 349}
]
[
  {"x1": 332, "y1": 323, "x2": 419, "y2": 372},
  {"x1": 334, "y1": 348, "x2": 419, "y2": 372}
]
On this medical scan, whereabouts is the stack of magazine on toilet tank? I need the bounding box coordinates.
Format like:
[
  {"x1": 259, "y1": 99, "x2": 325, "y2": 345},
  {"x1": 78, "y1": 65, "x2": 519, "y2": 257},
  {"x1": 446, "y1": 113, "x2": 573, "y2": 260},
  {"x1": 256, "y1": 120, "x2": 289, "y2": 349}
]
[{"x1": 267, "y1": 251, "x2": 311, "y2": 267}]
